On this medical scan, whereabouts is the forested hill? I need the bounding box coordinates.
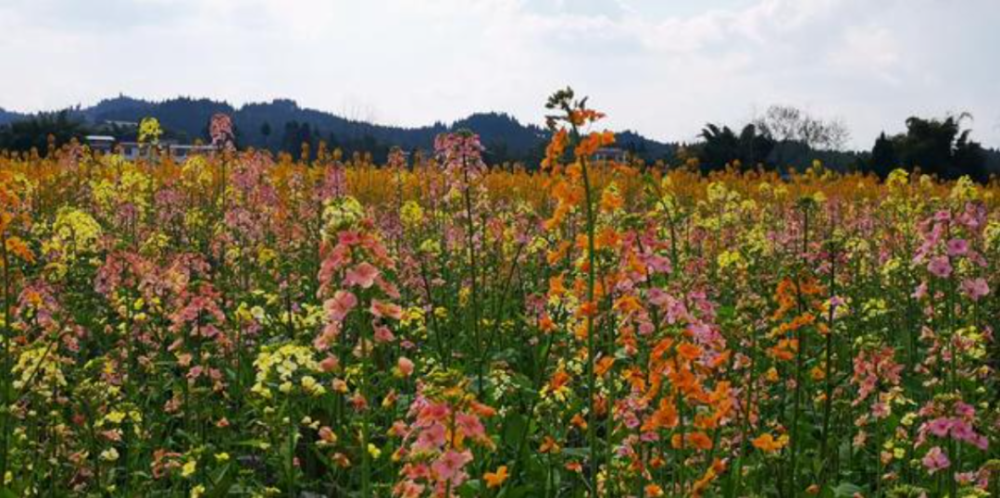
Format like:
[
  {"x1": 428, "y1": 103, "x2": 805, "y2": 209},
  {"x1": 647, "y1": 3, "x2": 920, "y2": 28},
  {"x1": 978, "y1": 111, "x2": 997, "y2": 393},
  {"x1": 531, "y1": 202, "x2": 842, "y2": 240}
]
[
  {"x1": 4, "y1": 96, "x2": 998, "y2": 179},
  {"x1": 0, "y1": 107, "x2": 25, "y2": 125},
  {"x1": 54, "y1": 95, "x2": 675, "y2": 164}
]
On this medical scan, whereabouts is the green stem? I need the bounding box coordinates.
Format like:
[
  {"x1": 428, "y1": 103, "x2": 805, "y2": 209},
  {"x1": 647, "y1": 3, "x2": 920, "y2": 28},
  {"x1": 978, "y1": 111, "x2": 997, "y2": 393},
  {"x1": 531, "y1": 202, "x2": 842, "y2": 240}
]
[{"x1": 580, "y1": 154, "x2": 600, "y2": 497}]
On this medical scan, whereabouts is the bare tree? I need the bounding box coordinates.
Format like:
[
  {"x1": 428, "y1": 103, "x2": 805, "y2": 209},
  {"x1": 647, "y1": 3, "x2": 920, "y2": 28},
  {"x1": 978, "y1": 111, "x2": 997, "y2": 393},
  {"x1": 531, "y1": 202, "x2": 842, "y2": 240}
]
[{"x1": 754, "y1": 104, "x2": 850, "y2": 151}]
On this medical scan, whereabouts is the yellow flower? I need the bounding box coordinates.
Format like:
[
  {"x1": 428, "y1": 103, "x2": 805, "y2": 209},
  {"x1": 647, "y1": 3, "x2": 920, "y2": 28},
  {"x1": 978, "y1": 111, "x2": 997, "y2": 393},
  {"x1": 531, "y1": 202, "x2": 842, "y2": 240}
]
[
  {"x1": 400, "y1": 201, "x2": 425, "y2": 228},
  {"x1": 419, "y1": 239, "x2": 441, "y2": 255},
  {"x1": 886, "y1": 168, "x2": 909, "y2": 188},
  {"x1": 50, "y1": 208, "x2": 103, "y2": 256},
  {"x1": 181, "y1": 460, "x2": 197, "y2": 478},
  {"x1": 367, "y1": 444, "x2": 382, "y2": 459},
  {"x1": 104, "y1": 410, "x2": 127, "y2": 425},
  {"x1": 100, "y1": 448, "x2": 120, "y2": 462},
  {"x1": 717, "y1": 250, "x2": 743, "y2": 270},
  {"x1": 138, "y1": 117, "x2": 163, "y2": 144},
  {"x1": 949, "y1": 175, "x2": 978, "y2": 202},
  {"x1": 322, "y1": 196, "x2": 365, "y2": 237},
  {"x1": 215, "y1": 452, "x2": 230, "y2": 463},
  {"x1": 900, "y1": 412, "x2": 916, "y2": 427}
]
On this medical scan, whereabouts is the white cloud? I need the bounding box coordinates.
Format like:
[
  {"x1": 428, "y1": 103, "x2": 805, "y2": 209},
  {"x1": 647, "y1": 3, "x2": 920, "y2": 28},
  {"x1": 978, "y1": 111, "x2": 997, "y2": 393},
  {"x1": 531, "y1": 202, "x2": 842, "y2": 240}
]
[{"x1": 1, "y1": 0, "x2": 998, "y2": 148}]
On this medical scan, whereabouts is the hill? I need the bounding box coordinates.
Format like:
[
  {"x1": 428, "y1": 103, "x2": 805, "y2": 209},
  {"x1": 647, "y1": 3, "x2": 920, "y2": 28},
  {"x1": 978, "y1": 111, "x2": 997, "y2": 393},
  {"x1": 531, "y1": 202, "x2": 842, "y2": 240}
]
[
  {"x1": 24, "y1": 95, "x2": 676, "y2": 164},
  {"x1": 0, "y1": 107, "x2": 25, "y2": 126}
]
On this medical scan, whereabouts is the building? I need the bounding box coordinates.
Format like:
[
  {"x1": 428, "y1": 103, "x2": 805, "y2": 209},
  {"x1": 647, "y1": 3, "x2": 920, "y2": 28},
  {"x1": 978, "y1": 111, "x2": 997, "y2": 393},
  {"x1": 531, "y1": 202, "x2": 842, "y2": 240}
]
[
  {"x1": 168, "y1": 144, "x2": 217, "y2": 161},
  {"x1": 84, "y1": 135, "x2": 115, "y2": 153},
  {"x1": 100, "y1": 139, "x2": 217, "y2": 162},
  {"x1": 594, "y1": 147, "x2": 628, "y2": 163}
]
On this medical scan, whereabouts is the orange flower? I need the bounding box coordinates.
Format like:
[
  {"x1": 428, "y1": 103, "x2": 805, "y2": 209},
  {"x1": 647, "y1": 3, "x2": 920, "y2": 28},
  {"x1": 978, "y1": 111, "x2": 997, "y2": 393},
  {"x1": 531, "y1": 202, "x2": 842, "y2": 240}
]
[
  {"x1": 542, "y1": 129, "x2": 568, "y2": 170},
  {"x1": 548, "y1": 274, "x2": 566, "y2": 297},
  {"x1": 641, "y1": 398, "x2": 678, "y2": 432},
  {"x1": 539, "y1": 436, "x2": 561, "y2": 454},
  {"x1": 569, "y1": 109, "x2": 606, "y2": 126},
  {"x1": 5, "y1": 236, "x2": 34, "y2": 263},
  {"x1": 484, "y1": 465, "x2": 509, "y2": 488},
  {"x1": 751, "y1": 433, "x2": 789, "y2": 453},
  {"x1": 595, "y1": 356, "x2": 615, "y2": 377},
  {"x1": 692, "y1": 459, "x2": 724, "y2": 497},
  {"x1": 546, "y1": 241, "x2": 572, "y2": 265},
  {"x1": 645, "y1": 484, "x2": 665, "y2": 497},
  {"x1": 600, "y1": 187, "x2": 623, "y2": 212},
  {"x1": 768, "y1": 338, "x2": 798, "y2": 361},
  {"x1": 470, "y1": 401, "x2": 497, "y2": 418},
  {"x1": 677, "y1": 342, "x2": 702, "y2": 361},
  {"x1": 810, "y1": 365, "x2": 826, "y2": 381},
  {"x1": 578, "y1": 300, "x2": 598, "y2": 318},
  {"x1": 547, "y1": 370, "x2": 571, "y2": 392},
  {"x1": 686, "y1": 431, "x2": 714, "y2": 450},
  {"x1": 595, "y1": 227, "x2": 621, "y2": 250},
  {"x1": 614, "y1": 295, "x2": 642, "y2": 314},
  {"x1": 538, "y1": 314, "x2": 556, "y2": 333}
]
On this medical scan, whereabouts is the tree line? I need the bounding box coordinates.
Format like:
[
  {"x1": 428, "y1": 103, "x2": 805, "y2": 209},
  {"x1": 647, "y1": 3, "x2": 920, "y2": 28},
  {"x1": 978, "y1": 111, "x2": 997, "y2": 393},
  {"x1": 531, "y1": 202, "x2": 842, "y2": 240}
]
[
  {"x1": 2, "y1": 104, "x2": 997, "y2": 181},
  {"x1": 689, "y1": 105, "x2": 997, "y2": 181}
]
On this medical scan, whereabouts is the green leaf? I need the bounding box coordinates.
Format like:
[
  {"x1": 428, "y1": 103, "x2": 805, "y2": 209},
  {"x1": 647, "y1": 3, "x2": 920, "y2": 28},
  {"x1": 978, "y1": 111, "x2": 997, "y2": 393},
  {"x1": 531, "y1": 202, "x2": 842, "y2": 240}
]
[
  {"x1": 503, "y1": 413, "x2": 528, "y2": 447},
  {"x1": 205, "y1": 463, "x2": 235, "y2": 498},
  {"x1": 457, "y1": 478, "x2": 481, "y2": 497},
  {"x1": 560, "y1": 447, "x2": 591, "y2": 459},
  {"x1": 832, "y1": 482, "x2": 864, "y2": 497}
]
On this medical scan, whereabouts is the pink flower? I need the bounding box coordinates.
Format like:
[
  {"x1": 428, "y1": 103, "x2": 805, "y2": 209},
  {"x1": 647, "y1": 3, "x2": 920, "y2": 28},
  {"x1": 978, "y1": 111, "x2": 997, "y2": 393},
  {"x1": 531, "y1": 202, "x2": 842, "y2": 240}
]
[
  {"x1": 324, "y1": 291, "x2": 358, "y2": 322},
  {"x1": 643, "y1": 253, "x2": 672, "y2": 274},
  {"x1": 946, "y1": 238, "x2": 969, "y2": 257},
  {"x1": 370, "y1": 300, "x2": 403, "y2": 320},
  {"x1": 950, "y1": 420, "x2": 975, "y2": 441},
  {"x1": 431, "y1": 449, "x2": 473, "y2": 483},
  {"x1": 319, "y1": 356, "x2": 339, "y2": 372},
  {"x1": 373, "y1": 325, "x2": 396, "y2": 343},
  {"x1": 953, "y1": 401, "x2": 975, "y2": 418},
  {"x1": 416, "y1": 403, "x2": 450, "y2": 426},
  {"x1": 968, "y1": 434, "x2": 988, "y2": 451},
  {"x1": 393, "y1": 480, "x2": 425, "y2": 498},
  {"x1": 397, "y1": 357, "x2": 415, "y2": 377},
  {"x1": 314, "y1": 322, "x2": 342, "y2": 351},
  {"x1": 318, "y1": 426, "x2": 337, "y2": 443},
  {"x1": 960, "y1": 278, "x2": 989, "y2": 301},
  {"x1": 922, "y1": 446, "x2": 950, "y2": 474},
  {"x1": 413, "y1": 423, "x2": 447, "y2": 453},
  {"x1": 927, "y1": 256, "x2": 953, "y2": 278},
  {"x1": 455, "y1": 412, "x2": 486, "y2": 441},
  {"x1": 344, "y1": 262, "x2": 380, "y2": 289},
  {"x1": 926, "y1": 417, "x2": 954, "y2": 438},
  {"x1": 872, "y1": 402, "x2": 890, "y2": 419}
]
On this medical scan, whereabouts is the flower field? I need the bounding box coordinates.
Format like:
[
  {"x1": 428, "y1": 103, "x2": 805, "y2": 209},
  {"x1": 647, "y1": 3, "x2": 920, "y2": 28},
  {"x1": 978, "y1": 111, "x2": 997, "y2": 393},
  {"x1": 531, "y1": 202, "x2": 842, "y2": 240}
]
[{"x1": 0, "y1": 95, "x2": 998, "y2": 497}]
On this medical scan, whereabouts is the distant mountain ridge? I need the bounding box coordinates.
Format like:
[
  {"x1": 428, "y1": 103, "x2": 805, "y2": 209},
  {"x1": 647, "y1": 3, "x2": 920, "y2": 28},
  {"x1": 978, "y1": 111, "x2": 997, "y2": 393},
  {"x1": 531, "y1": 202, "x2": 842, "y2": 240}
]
[
  {"x1": 5, "y1": 95, "x2": 675, "y2": 164},
  {"x1": 0, "y1": 107, "x2": 25, "y2": 126}
]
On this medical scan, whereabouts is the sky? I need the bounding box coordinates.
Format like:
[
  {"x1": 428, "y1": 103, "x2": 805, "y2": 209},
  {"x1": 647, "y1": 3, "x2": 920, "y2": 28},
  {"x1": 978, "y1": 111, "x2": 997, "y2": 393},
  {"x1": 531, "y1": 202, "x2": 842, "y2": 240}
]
[{"x1": 1, "y1": 0, "x2": 999, "y2": 148}]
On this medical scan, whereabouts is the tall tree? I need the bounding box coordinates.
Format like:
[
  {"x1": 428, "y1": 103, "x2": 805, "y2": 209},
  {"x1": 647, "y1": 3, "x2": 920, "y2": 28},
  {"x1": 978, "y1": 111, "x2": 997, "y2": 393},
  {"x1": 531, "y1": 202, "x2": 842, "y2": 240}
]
[
  {"x1": 698, "y1": 123, "x2": 775, "y2": 172},
  {"x1": 754, "y1": 105, "x2": 850, "y2": 168},
  {"x1": 0, "y1": 110, "x2": 90, "y2": 153},
  {"x1": 869, "y1": 132, "x2": 899, "y2": 178},
  {"x1": 894, "y1": 114, "x2": 988, "y2": 181}
]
